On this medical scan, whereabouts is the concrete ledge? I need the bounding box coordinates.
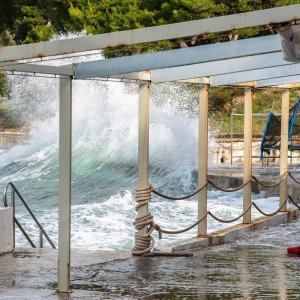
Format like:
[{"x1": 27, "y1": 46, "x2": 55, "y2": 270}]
[
  {"x1": 159, "y1": 208, "x2": 300, "y2": 252},
  {"x1": 0, "y1": 208, "x2": 13, "y2": 254}
]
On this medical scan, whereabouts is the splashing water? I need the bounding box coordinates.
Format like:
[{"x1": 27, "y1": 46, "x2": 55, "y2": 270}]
[{"x1": 0, "y1": 50, "x2": 284, "y2": 251}]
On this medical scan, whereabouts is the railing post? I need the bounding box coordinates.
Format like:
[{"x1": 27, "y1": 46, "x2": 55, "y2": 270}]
[
  {"x1": 11, "y1": 188, "x2": 15, "y2": 248},
  {"x1": 243, "y1": 87, "x2": 253, "y2": 224},
  {"x1": 198, "y1": 85, "x2": 209, "y2": 236},
  {"x1": 280, "y1": 89, "x2": 289, "y2": 211},
  {"x1": 58, "y1": 76, "x2": 72, "y2": 293},
  {"x1": 137, "y1": 81, "x2": 150, "y2": 221},
  {"x1": 39, "y1": 229, "x2": 43, "y2": 248},
  {"x1": 230, "y1": 112, "x2": 233, "y2": 165}
]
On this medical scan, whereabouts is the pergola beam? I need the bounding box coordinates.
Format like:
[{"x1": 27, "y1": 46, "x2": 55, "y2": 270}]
[
  {"x1": 255, "y1": 75, "x2": 300, "y2": 87},
  {"x1": 0, "y1": 63, "x2": 74, "y2": 76},
  {"x1": 150, "y1": 52, "x2": 292, "y2": 83},
  {"x1": 74, "y1": 35, "x2": 282, "y2": 79},
  {"x1": 1, "y1": 5, "x2": 299, "y2": 63},
  {"x1": 211, "y1": 64, "x2": 300, "y2": 86}
]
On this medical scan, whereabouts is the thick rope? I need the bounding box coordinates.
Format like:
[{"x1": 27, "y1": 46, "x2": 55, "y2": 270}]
[
  {"x1": 132, "y1": 186, "x2": 156, "y2": 256},
  {"x1": 288, "y1": 171, "x2": 300, "y2": 185},
  {"x1": 152, "y1": 183, "x2": 207, "y2": 200},
  {"x1": 252, "y1": 173, "x2": 288, "y2": 188},
  {"x1": 132, "y1": 172, "x2": 300, "y2": 256},
  {"x1": 133, "y1": 185, "x2": 194, "y2": 257},
  {"x1": 208, "y1": 176, "x2": 253, "y2": 192},
  {"x1": 153, "y1": 177, "x2": 253, "y2": 201},
  {"x1": 208, "y1": 204, "x2": 252, "y2": 223},
  {"x1": 287, "y1": 195, "x2": 300, "y2": 209},
  {"x1": 159, "y1": 213, "x2": 209, "y2": 235},
  {"x1": 251, "y1": 196, "x2": 289, "y2": 217}
]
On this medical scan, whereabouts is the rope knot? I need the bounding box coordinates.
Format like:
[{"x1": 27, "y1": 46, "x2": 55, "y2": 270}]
[
  {"x1": 132, "y1": 185, "x2": 157, "y2": 256},
  {"x1": 135, "y1": 185, "x2": 153, "y2": 211}
]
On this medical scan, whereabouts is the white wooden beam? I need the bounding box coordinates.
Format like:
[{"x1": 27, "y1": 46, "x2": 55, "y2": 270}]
[
  {"x1": 58, "y1": 76, "x2": 72, "y2": 293},
  {"x1": 0, "y1": 63, "x2": 74, "y2": 76},
  {"x1": 279, "y1": 90, "x2": 289, "y2": 212},
  {"x1": 198, "y1": 85, "x2": 209, "y2": 236},
  {"x1": 243, "y1": 87, "x2": 253, "y2": 224},
  {"x1": 211, "y1": 63, "x2": 300, "y2": 86},
  {"x1": 1, "y1": 5, "x2": 299, "y2": 62},
  {"x1": 255, "y1": 75, "x2": 300, "y2": 87},
  {"x1": 137, "y1": 82, "x2": 150, "y2": 216},
  {"x1": 74, "y1": 35, "x2": 281, "y2": 79},
  {"x1": 151, "y1": 52, "x2": 291, "y2": 83}
]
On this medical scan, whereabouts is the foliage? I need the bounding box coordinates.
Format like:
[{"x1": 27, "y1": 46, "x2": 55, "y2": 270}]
[
  {"x1": 0, "y1": 73, "x2": 11, "y2": 97},
  {"x1": 1, "y1": 0, "x2": 300, "y2": 49},
  {"x1": 1, "y1": 0, "x2": 300, "y2": 130}
]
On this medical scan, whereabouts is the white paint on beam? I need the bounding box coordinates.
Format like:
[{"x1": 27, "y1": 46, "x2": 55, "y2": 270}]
[
  {"x1": 243, "y1": 87, "x2": 253, "y2": 224},
  {"x1": 74, "y1": 35, "x2": 281, "y2": 79},
  {"x1": 0, "y1": 63, "x2": 74, "y2": 76},
  {"x1": 151, "y1": 52, "x2": 291, "y2": 83},
  {"x1": 211, "y1": 63, "x2": 300, "y2": 86},
  {"x1": 255, "y1": 75, "x2": 300, "y2": 87},
  {"x1": 0, "y1": 5, "x2": 299, "y2": 62},
  {"x1": 198, "y1": 85, "x2": 209, "y2": 236},
  {"x1": 58, "y1": 76, "x2": 72, "y2": 293},
  {"x1": 280, "y1": 90, "x2": 289, "y2": 212},
  {"x1": 137, "y1": 82, "x2": 150, "y2": 217}
]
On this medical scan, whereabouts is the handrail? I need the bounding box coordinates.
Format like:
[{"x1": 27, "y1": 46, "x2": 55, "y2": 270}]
[{"x1": 2, "y1": 182, "x2": 56, "y2": 249}]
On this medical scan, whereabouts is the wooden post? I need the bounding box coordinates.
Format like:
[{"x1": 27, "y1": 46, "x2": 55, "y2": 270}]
[
  {"x1": 280, "y1": 90, "x2": 289, "y2": 211},
  {"x1": 243, "y1": 87, "x2": 253, "y2": 224},
  {"x1": 58, "y1": 76, "x2": 72, "y2": 293},
  {"x1": 198, "y1": 85, "x2": 209, "y2": 236},
  {"x1": 137, "y1": 82, "x2": 150, "y2": 217}
]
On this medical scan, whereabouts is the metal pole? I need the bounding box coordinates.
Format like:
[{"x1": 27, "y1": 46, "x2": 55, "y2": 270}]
[
  {"x1": 58, "y1": 76, "x2": 72, "y2": 293},
  {"x1": 280, "y1": 90, "x2": 289, "y2": 211},
  {"x1": 11, "y1": 189, "x2": 15, "y2": 248},
  {"x1": 198, "y1": 85, "x2": 209, "y2": 236},
  {"x1": 243, "y1": 87, "x2": 253, "y2": 224},
  {"x1": 231, "y1": 112, "x2": 233, "y2": 165},
  {"x1": 137, "y1": 82, "x2": 150, "y2": 217},
  {"x1": 39, "y1": 228, "x2": 43, "y2": 248}
]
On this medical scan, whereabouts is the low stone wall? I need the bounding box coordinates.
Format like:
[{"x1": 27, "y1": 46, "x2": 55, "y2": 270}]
[
  {"x1": 0, "y1": 132, "x2": 30, "y2": 149},
  {"x1": 160, "y1": 208, "x2": 300, "y2": 252},
  {"x1": 210, "y1": 137, "x2": 300, "y2": 164},
  {"x1": 0, "y1": 208, "x2": 13, "y2": 254}
]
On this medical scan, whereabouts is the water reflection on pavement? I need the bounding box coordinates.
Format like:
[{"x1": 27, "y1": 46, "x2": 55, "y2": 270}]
[{"x1": 1, "y1": 221, "x2": 300, "y2": 299}]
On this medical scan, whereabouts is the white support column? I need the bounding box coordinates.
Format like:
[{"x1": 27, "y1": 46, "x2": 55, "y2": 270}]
[
  {"x1": 137, "y1": 82, "x2": 150, "y2": 217},
  {"x1": 58, "y1": 76, "x2": 72, "y2": 293},
  {"x1": 243, "y1": 87, "x2": 253, "y2": 224},
  {"x1": 280, "y1": 90, "x2": 289, "y2": 211},
  {"x1": 198, "y1": 85, "x2": 209, "y2": 236}
]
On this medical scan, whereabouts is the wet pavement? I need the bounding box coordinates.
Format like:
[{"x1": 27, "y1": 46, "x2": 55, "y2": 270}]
[
  {"x1": 1, "y1": 220, "x2": 300, "y2": 300},
  {"x1": 1, "y1": 164, "x2": 300, "y2": 299}
]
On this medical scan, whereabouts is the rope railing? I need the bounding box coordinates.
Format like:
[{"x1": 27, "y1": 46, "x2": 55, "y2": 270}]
[
  {"x1": 288, "y1": 171, "x2": 300, "y2": 185},
  {"x1": 152, "y1": 183, "x2": 207, "y2": 200},
  {"x1": 251, "y1": 196, "x2": 289, "y2": 217},
  {"x1": 207, "y1": 176, "x2": 253, "y2": 192},
  {"x1": 287, "y1": 195, "x2": 300, "y2": 209},
  {"x1": 252, "y1": 173, "x2": 288, "y2": 188},
  {"x1": 159, "y1": 213, "x2": 209, "y2": 235},
  {"x1": 145, "y1": 194, "x2": 297, "y2": 238},
  {"x1": 133, "y1": 171, "x2": 300, "y2": 256},
  {"x1": 152, "y1": 171, "x2": 300, "y2": 201},
  {"x1": 208, "y1": 205, "x2": 253, "y2": 224}
]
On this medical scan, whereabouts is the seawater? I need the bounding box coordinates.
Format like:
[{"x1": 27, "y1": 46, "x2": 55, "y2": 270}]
[{"x1": 0, "y1": 53, "x2": 289, "y2": 251}]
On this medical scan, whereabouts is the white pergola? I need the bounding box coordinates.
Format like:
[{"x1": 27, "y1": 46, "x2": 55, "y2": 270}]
[{"x1": 1, "y1": 4, "x2": 300, "y2": 293}]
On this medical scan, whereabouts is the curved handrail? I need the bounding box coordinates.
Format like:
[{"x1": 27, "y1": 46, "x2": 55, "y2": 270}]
[{"x1": 3, "y1": 182, "x2": 56, "y2": 249}]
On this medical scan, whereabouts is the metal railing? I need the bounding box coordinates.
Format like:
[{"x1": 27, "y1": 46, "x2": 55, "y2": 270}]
[{"x1": 3, "y1": 182, "x2": 56, "y2": 249}]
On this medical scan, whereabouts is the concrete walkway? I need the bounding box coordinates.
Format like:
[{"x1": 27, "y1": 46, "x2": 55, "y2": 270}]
[
  {"x1": 0, "y1": 249, "x2": 131, "y2": 299},
  {"x1": 1, "y1": 223, "x2": 300, "y2": 300}
]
